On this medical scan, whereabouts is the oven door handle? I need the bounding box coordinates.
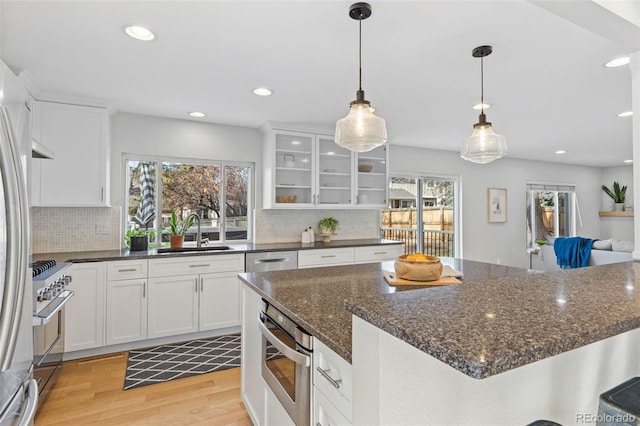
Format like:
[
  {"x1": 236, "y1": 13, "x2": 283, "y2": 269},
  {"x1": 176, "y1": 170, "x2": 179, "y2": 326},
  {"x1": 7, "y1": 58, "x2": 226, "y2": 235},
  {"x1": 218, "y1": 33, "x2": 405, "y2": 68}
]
[
  {"x1": 33, "y1": 290, "x2": 74, "y2": 326},
  {"x1": 257, "y1": 313, "x2": 310, "y2": 367}
]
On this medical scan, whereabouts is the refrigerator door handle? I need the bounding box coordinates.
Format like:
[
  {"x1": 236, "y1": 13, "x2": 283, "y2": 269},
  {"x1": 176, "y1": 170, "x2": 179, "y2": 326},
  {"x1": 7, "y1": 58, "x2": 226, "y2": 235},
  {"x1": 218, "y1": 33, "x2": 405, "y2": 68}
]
[
  {"x1": 0, "y1": 106, "x2": 29, "y2": 372},
  {"x1": 17, "y1": 379, "x2": 38, "y2": 426}
]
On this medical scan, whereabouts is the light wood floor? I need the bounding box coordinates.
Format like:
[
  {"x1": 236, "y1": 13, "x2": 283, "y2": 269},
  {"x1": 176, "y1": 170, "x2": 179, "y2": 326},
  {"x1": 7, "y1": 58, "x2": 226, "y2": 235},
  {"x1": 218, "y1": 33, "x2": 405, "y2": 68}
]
[{"x1": 34, "y1": 352, "x2": 252, "y2": 426}]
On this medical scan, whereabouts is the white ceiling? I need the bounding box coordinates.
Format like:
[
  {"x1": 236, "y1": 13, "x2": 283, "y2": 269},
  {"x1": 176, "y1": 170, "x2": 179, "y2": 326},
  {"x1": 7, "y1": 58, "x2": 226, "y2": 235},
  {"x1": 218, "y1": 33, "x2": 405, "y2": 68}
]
[{"x1": 0, "y1": 0, "x2": 635, "y2": 167}]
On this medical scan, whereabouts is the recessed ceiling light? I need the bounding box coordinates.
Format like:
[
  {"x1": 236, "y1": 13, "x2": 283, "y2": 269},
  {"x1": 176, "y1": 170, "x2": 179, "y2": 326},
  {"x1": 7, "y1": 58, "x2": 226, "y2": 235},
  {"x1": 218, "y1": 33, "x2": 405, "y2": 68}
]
[
  {"x1": 189, "y1": 112, "x2": 205, "y2": 118},
  {"x1": 124, "y1": 25, "x2": 155, "y2": 41},
  {"x1": 472, "y1": 103, "x2": 491, "y2": 110},
  {"x1": 605, "y1": 56, "x2": 630, "y2": 68},
  {"x1": 624, "y1": 159, "x2": 633, "y2": 163},
  {"x1": 555, "y1": 150, "x2": 567, "y2": 155},
  {"x1": 617, "y1": 111, "x2": 633, "y2": 117},
  {"x1": 253, "y1": 87, "x2": 272, "y2": 96}
]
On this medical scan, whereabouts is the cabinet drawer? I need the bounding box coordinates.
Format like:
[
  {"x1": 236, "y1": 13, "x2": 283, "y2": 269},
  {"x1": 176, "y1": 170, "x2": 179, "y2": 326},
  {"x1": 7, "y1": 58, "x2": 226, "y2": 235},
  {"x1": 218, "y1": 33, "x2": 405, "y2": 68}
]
[
  {"x1": 353, "y1": 244, "x2": 402, "y2": 264},
  {"x1": 314, "y1": 387, "x2": 352, "y2": 426},
  {"x1": 313, "y1": 339, "x2": 352, "y2": 421},
  {"x1": 298, "y1": 248, "x2": 354, "y2": 269},
  {"x1": 148, "y1": 254, "x2": 244, "y2": 277},
  {"x1": 106, "y1": 259, "x2": 148, "y2": 281}
]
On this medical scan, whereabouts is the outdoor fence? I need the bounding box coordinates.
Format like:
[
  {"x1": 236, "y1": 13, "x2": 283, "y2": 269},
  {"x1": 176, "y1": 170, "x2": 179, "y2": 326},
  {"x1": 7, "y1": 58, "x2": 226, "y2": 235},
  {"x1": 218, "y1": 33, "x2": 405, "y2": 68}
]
[{"x1": 381, "y1": 207, "x2": 454, "y2": 256}]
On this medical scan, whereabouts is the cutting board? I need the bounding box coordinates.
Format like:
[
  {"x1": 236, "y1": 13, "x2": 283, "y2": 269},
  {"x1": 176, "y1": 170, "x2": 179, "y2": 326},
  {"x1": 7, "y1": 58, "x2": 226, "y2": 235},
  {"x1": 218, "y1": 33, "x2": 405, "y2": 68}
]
[{"x1": 383, "y1": 272, "x2": 461, "y2": 286}]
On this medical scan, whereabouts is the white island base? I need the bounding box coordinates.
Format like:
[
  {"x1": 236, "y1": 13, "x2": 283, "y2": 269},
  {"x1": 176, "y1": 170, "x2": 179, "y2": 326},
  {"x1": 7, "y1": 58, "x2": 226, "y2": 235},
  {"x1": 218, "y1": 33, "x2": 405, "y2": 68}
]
[{"x1": 352, "y1": 316, "x2": 640, "y2": 425}]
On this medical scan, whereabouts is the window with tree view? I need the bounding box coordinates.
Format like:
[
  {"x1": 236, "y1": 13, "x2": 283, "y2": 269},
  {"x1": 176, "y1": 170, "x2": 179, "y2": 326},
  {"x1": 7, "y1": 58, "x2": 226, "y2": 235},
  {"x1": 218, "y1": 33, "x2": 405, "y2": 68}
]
[{"x1": 125, "y1": 157, "x2": 252, "y2": 246}]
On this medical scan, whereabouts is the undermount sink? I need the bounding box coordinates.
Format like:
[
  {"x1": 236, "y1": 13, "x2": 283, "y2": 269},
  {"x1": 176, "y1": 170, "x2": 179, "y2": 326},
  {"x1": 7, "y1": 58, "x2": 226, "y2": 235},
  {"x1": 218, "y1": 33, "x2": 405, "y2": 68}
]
[{"x1": 157, "y1": 245, "x2": 231, "y2": 253}]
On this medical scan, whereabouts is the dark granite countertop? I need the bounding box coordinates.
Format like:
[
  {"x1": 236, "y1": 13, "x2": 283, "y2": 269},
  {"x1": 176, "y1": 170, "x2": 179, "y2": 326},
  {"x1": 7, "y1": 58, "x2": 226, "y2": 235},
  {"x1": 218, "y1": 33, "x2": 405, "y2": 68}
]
[
  {"x1": 239, "y1": 258, "x2": 640, "y2": 379},
  {"x1": 32, "y1": 239, "x2": 401, "y2": 264},
  {"x1": 238, "y1": 258, "x2": 532, "y2": 365}
]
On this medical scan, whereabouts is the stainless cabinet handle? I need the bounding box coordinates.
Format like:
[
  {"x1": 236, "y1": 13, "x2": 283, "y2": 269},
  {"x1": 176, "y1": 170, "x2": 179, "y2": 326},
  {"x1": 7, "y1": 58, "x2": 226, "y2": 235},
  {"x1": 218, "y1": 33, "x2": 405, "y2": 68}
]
[
  {"x1": 257, "y1": 258, "x2": 287, "y2": 263},
  {"x1": 374, "y1": 251, "x2": 387, "y2": 255},
  {"x1": 101, "y1": 187, "x2": 104, "y2": 201},
  {"x1": 321, "y1": 255, "x2": 336, "y2": 258},
  {"x1": 189, "y1": 264, "x2": 210, "y2": 268},
  {"x1": 316, "y1": 366, "x2": 342, "y2": 389},
  {"x1": 118, "y1": 268, "x2": 137, "y2": 272},
  {"x1": 195, "y1": 278, "x2": 198, "y2": 292},
  {"x1": 200, "y1": 277, "x2": 203, "y2": 292},
  {"x1": 143, "y1": 281, "x2": 146, "y2": 298}
]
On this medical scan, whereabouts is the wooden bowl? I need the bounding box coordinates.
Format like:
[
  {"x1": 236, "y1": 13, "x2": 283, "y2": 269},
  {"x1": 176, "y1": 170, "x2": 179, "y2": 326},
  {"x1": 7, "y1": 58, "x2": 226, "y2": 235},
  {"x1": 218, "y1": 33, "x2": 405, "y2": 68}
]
[
  {"x1": 276, "y1": 194, "x2": 297, "y2": 203},
  {"x1": 394, "y1": 254, "x2": 443, "y2": 281},
  {"x1": 358, "y1": 164, "x2": 373, "y2": 173}
]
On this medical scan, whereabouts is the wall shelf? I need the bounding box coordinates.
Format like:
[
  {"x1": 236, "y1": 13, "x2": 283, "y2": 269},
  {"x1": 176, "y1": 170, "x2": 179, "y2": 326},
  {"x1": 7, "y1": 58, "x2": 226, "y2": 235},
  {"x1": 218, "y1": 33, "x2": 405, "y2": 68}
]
[{"x1": 599, "y1": 211, "x2": 633, "y2": 217}]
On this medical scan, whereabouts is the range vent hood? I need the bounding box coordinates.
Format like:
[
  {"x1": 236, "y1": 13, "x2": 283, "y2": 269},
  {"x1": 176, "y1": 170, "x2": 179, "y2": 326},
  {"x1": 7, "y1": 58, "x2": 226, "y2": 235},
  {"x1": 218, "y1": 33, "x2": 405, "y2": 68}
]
[{"x1": 32, "y1": 139, "x2": 54, "y2": 159}]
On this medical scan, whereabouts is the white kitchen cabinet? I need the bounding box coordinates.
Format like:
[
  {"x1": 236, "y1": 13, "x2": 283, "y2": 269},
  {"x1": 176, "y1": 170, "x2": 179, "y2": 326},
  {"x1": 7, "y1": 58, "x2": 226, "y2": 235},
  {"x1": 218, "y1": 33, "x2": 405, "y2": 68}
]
[
  {"x1": 265, "y1": 386, "x2": 296, "y2": 426},
  {"x1": 199, "y1": 271, "x2": 242, "y2": 331},
  {"x1": 241, "y1": 285, "x2": 266, "y2": 425},
  {"x1": 298, "y1": 248, "x2": 355, "y2": 269},
  {"x1": 147, "y1": 275, "x2": 199, "y2": 339},
  {"x1": 65, "y1": 262, "x2": 106, "y2": 352},
  {"x1": 313, "y1": 338, "x2": 353, "y2": 423},
  {"x1": 147, "y1": 254, "x2": 244, "y2": 338},
  {"x1": 353, "y1": 244, "x2": 402, "y2": 264},
  {"x1": 261, "y1": 123, "x2": 388, "y2": 209},
  {"x1": 31, "y1": 101, "x2": 110, "y2": 206},
  {"x1": 105, "y1": 259, "x2": 148, "y2": 345}
]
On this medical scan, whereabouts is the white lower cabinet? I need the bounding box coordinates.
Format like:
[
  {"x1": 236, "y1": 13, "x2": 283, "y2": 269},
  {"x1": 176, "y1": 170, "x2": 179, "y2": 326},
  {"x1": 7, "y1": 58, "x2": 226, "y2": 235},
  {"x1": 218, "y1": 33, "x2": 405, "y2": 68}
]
[
  {"x1": 148, "y1": 254, "x2": 244, "y2": 339},
  {"x1": 148, "y1": 275, "x2": 199, "y2": 339},
  {"x1": 106, "y1": 259, "x2": 149, "y2": 345},
  {"x1": 313, "y1": 338, "x2": 353, "y2": 425},
  {"x1": 65, "y1": 262, "x2": 106, "y2": 352},
  {"x1": 298, "y1": 248, "x2": 355, "y2": 269},
  {"x1": 353, "y1": 244, "x2": 402, "y2": 264},
  {"x1": 265, "y1": 386, "x2": 295, "y2": 426}
]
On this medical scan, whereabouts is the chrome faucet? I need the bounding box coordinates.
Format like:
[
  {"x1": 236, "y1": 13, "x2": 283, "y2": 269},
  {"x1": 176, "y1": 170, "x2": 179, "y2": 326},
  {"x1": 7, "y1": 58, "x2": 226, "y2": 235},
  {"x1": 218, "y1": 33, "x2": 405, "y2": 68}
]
[{"x1": 186, "y1": 213, "x2": 202, "y2": 247}]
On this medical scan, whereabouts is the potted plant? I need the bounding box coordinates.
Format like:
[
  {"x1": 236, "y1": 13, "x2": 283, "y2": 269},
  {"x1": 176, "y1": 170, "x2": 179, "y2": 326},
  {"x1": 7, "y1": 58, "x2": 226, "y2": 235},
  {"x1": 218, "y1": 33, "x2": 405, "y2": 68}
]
[
  {"x1": 602, "y1": 181, "x2": 627, "y2": 211},
  {"x1": 125, "y1": 226, "x2": 155, "y2": 251},
  {"x1": 317, "y1": 217, "x2": 339, "y2": 243},
  {"x1": 167, "y1": 212, "x2": 195, "y2": 248}
]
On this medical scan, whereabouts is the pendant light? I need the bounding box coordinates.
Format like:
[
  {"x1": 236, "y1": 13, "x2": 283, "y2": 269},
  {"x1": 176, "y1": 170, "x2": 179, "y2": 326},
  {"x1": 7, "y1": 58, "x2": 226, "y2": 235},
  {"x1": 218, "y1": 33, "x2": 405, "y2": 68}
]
[
  {"x1": 461, "y1": 45, "x2": 507, "y2": 164},
  {"x1": 335, "y1": 2, "x2": 387, "y2": 153}
]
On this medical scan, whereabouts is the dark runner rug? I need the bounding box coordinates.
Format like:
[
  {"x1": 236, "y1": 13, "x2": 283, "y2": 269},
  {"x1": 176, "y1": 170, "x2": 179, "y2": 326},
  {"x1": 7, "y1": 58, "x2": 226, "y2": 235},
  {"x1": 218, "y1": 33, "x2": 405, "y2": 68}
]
[{"x1": 123, "y1": 334, "x2": 241, "y2": 390}]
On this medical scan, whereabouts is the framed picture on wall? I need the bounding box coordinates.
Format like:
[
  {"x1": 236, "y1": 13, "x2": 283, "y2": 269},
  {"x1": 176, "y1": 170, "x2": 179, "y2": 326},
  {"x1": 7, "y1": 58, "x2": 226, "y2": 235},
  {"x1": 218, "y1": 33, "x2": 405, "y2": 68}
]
[{"x1": 488, "y1": 188, "x2": 507, "y2": 223}]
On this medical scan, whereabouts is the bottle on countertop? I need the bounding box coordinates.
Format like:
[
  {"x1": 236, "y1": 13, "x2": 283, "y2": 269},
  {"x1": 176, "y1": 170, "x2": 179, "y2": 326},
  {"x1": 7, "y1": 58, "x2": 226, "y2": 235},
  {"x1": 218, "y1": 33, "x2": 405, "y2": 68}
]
[
  {"x1": 301, "y1": 229, "x2": 310, "y2": 244},
  {"x1": 308, "y1": 227, "x2": 315, "y2": 242}
]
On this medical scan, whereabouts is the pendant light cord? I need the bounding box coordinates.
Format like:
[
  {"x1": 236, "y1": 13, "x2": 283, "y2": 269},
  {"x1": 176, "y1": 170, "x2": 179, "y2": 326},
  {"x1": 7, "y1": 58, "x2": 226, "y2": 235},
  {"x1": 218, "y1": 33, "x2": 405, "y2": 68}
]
[
  {"x1": 480, "y1": 56, "x2": 484, "y2": 114},
  {"x1": 358, "y1": 15, "x2": 363, "y2": 92}
]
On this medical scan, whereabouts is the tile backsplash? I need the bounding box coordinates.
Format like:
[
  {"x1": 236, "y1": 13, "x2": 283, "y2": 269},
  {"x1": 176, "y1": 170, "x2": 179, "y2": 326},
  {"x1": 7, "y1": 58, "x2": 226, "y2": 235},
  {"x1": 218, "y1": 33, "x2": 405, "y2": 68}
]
[
  {"x1": 31, "y1": 207, "x2": 380, "y2": 252},
  {"x1": 31, "y1": 207, "x2": 122, "y2": 253},
  {"x1": 255, "y1": 209, "x2": 380, "y2": 243}
]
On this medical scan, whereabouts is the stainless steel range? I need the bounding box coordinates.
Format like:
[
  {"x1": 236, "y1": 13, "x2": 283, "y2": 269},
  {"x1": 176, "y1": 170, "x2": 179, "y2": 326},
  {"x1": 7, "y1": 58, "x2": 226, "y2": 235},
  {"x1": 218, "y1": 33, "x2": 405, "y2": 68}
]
[{"x1": 31, "y1": 260, "x2": 74, "y2": 410}]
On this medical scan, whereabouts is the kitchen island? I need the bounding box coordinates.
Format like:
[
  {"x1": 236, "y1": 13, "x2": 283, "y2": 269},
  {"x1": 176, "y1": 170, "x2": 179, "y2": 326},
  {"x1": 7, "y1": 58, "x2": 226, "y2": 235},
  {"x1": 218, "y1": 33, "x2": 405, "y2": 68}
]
[{"x1": 239, "y1": 258, "x2": 640, "y2": 425}]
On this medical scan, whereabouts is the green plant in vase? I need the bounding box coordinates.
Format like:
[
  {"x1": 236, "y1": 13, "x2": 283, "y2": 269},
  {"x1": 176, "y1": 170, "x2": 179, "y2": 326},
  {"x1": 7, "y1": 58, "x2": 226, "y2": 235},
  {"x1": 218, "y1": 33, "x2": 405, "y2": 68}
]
[
  {"x1": 125, "y1": 226, "x2": 156, "y2": 251},
  {"x1": 317, "y1": 217, "x2": 339, "y2": 242},
  {"x1": 167, "y1": 212, "x2": 195, "y2": 248},
  {"x1": 601, "y1": 181, "x2": 627, "y2": 211}
]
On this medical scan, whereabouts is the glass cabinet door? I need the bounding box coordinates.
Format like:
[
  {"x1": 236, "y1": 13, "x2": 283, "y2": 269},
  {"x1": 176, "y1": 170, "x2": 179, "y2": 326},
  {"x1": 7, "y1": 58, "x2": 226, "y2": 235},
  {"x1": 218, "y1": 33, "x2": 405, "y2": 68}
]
[
  {"x1": 356, "y1": 145, "x2": 388, "y2": 206},
  {"x1": 275, "y1": 133, "x2": 314, "y2": 206},
  {"x1": 316, "y1": 136, "x2": 353, "y2": 206}
]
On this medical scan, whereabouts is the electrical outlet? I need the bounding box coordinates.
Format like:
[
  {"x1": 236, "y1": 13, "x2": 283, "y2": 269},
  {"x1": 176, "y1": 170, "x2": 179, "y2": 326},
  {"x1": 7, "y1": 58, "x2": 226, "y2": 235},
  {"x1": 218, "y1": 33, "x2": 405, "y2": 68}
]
[
  {"x1": 95, "y1": 222, "x2": 110, "y2": 236},
  {"x1": 496, "y1": 258, "x2": 501, "y2": 265}
]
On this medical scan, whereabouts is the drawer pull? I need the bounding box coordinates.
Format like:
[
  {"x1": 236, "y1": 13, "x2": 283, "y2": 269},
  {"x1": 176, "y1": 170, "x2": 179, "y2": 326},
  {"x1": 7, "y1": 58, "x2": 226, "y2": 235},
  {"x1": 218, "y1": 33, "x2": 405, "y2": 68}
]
[
  {"x1": 374, "y1": 251, "x2": 387, "y2": 255},
  {"x1": 320, "y1": 255, "x2": 337, "y2": 259},
  {"x1": 189, "y1": 264, "x2": 210, "y2": 268},
  {"x1": 118, "y1": 268, "x2": 137, "y2": 272},
  {"x1": 316, "y1": 366, "x2": 342, "y2": 389},
  {"x1": 142, "y1": 281, "x2": 146, "y2": 298}
]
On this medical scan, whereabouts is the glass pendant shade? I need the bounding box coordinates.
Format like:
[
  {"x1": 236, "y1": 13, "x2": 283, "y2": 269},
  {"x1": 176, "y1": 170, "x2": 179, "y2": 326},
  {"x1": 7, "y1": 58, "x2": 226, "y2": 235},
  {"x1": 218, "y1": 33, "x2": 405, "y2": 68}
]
[
  {"x1": 461, "y1": 122, "x2": 507, "y2": 164},
  {"x1": 335, "y1": 101, "x2": 387, "y2": 153}
]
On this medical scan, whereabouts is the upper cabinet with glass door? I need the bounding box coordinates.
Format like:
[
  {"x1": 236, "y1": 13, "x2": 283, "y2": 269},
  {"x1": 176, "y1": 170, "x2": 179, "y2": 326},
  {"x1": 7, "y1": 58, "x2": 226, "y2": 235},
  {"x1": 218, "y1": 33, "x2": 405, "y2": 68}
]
[
  {"x1": 261, "y1": 123, "x2": 388, "y2": 209},
  {"x1": 317, "y1": 136, "x2": 353, "y2": 207},
  {"x1": 356, "y1": 145, "x2": 388, "y2": 207},
  {"x1": 270, "y1": 131, "x2": 315, "y2": 208}
]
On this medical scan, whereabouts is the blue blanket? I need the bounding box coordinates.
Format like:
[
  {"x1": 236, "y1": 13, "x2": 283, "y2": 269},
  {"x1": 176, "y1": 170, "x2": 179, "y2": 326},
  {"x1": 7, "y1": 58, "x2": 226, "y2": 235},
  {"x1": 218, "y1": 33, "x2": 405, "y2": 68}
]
[{"x1": 554, "y1": 237, "x2": 596, "y2": 269}]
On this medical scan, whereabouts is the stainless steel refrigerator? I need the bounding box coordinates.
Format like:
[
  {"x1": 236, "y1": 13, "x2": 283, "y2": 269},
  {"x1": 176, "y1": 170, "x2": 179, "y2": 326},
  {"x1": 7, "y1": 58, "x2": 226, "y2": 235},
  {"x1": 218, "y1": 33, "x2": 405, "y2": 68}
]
[{"x1": 0, "y1": 62, "x2": 38, "y2": 424}]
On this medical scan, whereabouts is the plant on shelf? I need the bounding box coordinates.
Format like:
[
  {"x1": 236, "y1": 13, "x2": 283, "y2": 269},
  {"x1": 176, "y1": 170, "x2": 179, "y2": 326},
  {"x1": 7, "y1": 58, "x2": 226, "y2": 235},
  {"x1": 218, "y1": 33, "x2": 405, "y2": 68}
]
[
  {"x1": 318, "y1": 217, "x2": 339, "y2": 234},
  {"x1": 125, "y1": 226, "x2": 156, "y2": 251},
  {"x1": 167, "y1": 212, "x2": 195, "y2": 248},
  {"x1": 601, "y1": 181, "x2": 627, "y2": 211}
]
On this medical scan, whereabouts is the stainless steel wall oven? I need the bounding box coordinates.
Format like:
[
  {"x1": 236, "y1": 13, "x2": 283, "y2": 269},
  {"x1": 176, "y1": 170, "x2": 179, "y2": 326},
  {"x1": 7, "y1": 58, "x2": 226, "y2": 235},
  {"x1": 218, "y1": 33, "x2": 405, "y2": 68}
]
[{"x1": 258, "y1": 299, "x2": 313, "y2": 426}]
